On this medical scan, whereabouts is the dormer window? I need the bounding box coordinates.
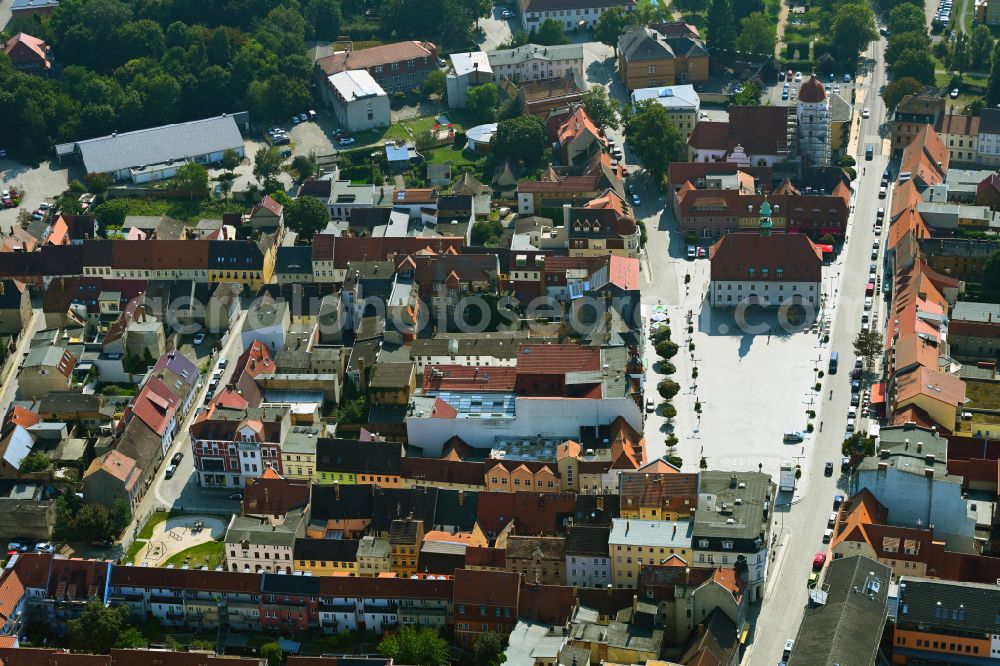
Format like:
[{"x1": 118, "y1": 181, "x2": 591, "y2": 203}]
[
  {"x1": 776, "y1": 268, "x2": 784, "y2": 278},
  {"x1": 748, "y1": 268, "x2": 756, "y2": 277}
]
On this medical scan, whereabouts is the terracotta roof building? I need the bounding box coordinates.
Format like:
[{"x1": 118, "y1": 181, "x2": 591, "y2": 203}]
[
  {"x1": 315, "y1": 41, "x2": 439, "y2": 93},
  {"x1": 708, "y1": 202, "x2": 823, "y2": 308},
  {"x1": 3, "y1": 32, "x2": 51, "y2": 73}
]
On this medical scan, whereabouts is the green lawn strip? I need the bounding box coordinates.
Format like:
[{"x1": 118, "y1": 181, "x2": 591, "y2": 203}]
[
  {"x1": 123, "y1": 539, "x2": 146, "y2": 564},
  {"x1": 137, "y1": 510, "x2": 174, "y2": 540},
  {"x1": 163, "y1": 540, "x2": 225, "y2": 568}
]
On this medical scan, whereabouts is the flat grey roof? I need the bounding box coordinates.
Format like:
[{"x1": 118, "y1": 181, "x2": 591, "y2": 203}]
[
  {"x1": 952, "y1": 301, "x2": 1000, "y2": 322},
  {"x1": 59, "y1": 114, "x2": 245, "y2": 175}
]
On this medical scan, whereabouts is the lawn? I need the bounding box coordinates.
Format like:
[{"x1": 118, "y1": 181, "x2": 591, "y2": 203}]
[
  {"x1": 964, "y1": 379, "x2": 1000, "y2": 409},
  {"x1": 123, "y1": 539, "x2": 146, "y2": 564},
  {"x1": 137, "y1": 509, "x2": 173, "y2": 540},
  {"x1": 427, "y1": 145, "x2": 477, "y2": 168},
  {"x1": 115, "y1": 198, "x2": 247, "y2": 223},
  {"x1": 164, "y1": 540, "x2": 225, "y2": 568},
  {"x1": 351, "y1": 112, "x2": 472, "y2": 148}
]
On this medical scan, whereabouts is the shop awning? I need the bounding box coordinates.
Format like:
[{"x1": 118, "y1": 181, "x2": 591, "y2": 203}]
[{"x1": 817, "y1": 244, "x2": 834, "y2": 253}]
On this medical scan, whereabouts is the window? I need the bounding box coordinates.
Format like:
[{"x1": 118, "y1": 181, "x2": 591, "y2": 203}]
[{"x1": 722, "y1": 540, "x2": 733, "y2": 550}]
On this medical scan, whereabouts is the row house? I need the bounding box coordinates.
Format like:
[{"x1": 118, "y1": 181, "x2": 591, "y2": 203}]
[
  {"x1": 608, "y1": 518, "x2": 693, "y2": 588},
  {"x1": 309, "y1": 234, "x2": 466, "y2": 284},
  {"x1": 687, "y1": 105, "x2": 796, "y2": 166},
  {"x1": 619, "y1": 471, "x2": 699, "y2": 520},
  {"x1": 565, "y1": 525, "x2": 612, "y2": 588},
  {"x1": 452, "y1": 569, "x2": 521, "y2": 647},
  {"x1": 107, "y1": 565, "x2": 263, "y2": 632},
  {"x1": 314, "y1": 438, "x2": 404, "y2": 486},
  {"x1": 316, "y1": 575, "x2": 453, "y2": 635},
  {"x1": 402, "y1": 253, "x2": 501, "y2": 323},
  {"x1": 224, "y1": 509, "x2": 307, "y2": 574},
  {"x1": 484, "y1": 459, "x2": 560, "y2": 493},
  {"x1": 260, "y1": 573, "x2": 319, "y2": 633},
  {"x1": 293, "y1": 538, "x2": 360, "y2": 576},
  {"x1": 891, "y1": 93, "x2": 945, "y2": 158},
  {"x1": 315, "y1": 41, "x2": 440, "y2": 93},
  {"x1": 190, "y1": 406, "x2": 291, "y2": 488}
]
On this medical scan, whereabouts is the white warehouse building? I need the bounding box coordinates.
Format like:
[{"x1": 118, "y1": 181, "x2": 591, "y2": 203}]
[
  {"x1": 55, "y1": 113, "x2": 248, "y2": 184},
  {"x1": 321, "y1": 69, "x2": 391, "y2": 134}
]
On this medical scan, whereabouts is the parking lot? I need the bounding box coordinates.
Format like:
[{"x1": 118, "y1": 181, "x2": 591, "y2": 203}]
[
  {"x1": 766, "y1": 70, "x2": 858, "y2": 107},
  {"x1": 0, "y1": 159, "x2": 73, "y2": 235}
]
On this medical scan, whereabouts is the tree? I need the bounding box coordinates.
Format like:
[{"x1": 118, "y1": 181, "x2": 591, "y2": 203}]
[
  {"x1": 291, "y1": 153, "x2": 318, "y2": 181},
  {"x1": 471, "y1": 219, "x2": 503, "y2": 246},
  {"x1": 219, "y1": 179, "x2": 234, "y2": 199},
  {"x1": 830, "y1": 2, "x2": 878, "y2": 63},
  {"x1": 221, "y1": 148, "x2": 242, "y2": 172},
  {"x1": 842, "y1": 431, "x2": 877, "y2": 457},
  {"x1": 472, "y1": 632, "x2": 508, "y2": 666},
  {"x1": 594, "y1": 6, "x2": 630, "y2": 46},
  {"x1": 892, "y1": 49, "x2": 936, "y2": 85},
  {"x1": 662, "y1": 403, "x2": 677, "y2": 419},
  {"x1": 285, "y1": 197, "x2": 329, "y2": 239},
  {"x1": 69, "y1": 601, "x2": 131, "y2": 654},
  {"x1": 116, "y1": 628, "x2": 147, "y2": 649},
  {"x1": 886, "y1": 31, "x2": 930, "y2": 65},
  {"x1": 378, "y1": 626, "x2": 449, "y2": 666},
  {"x1": 983, "y1": 249, "x2": 1000, "y2": 292},
  {"x1": 736, "y1": 12, "x2": 775, "y2": 58},
  {"x1": 707, "y1": 0, "x2": 737, "y2": 61},
  {"x1": 657, "y1": 379, "x2": 680, "y2": 400},
  {"x1": 951, "y1": 32, "x2": 969, "y2": 74},
  {"x1": 174, "y1": 162, "x2": 209, "y2": 199},
  {"x1": 970, "y1": 25, "x2": 993, "y2": 69},
  {"x1": 253, "y1": 146, "x2": 283, "y2": 189},
  {"x1": 467, "y1": 83, "x2": 500, "y2": 124},
  {"x1": 699, "y1": 456, "x2": 708, "y2": 469},
  {"x1": 732, "y1": 80, "x2": 761, "y2": 105},
  {"x1": 853, "y1": 330, "x2": 884, "y2": 369},
  {"x1": 582, "y1": 87, "x2": 620, "y2": 130},
  {"x1": 887, "y1": 3, "x2": 926, "y2": 35},
  {"x1": 422, "y1": 69, "x2": 447, "y2": 99},
  {"x1": 493, "y1": 115, "x2": 549, "y2": 168},
  {"x1": 260, "y1": 642, "x2": 283, "y2": 666},
  {"x1": 624, "y1": 100, "x2": 684, "y2": 188},
  {"x1": 988, "y1": 42, "x2": 1000, "y2": 107},
  {"x1": 655, "y1": 339, "x2": 679, "y2": 358},
  {"x1": 83, "y1": 172, "x2": 113, "y2": 194},
  {"x1": 881, "y1": 76, "x2": 923, "y2": 111},
  {"x1": 19, "y1": 452, "x2": 51, "y2": 473},
  {"x1": 73, "y1": 504, "x2": 116, "y2": 541},
  {"x1": 305, "y1": 0, "x2": 342, "y2": 40},
  {"x1": 92, "y1": 198, "x2": 130, "y2": 230},
  {"x1": 535, "y1": 18, "x2": 570, "y2": 45}
]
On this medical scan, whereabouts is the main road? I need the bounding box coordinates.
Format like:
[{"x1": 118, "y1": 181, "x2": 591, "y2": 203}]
[{"x1": 744, "y1": 31, "x2": 893, "y2": 665}]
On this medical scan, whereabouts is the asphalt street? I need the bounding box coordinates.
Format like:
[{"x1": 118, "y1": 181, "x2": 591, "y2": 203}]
[{"x1": 744, "y1": 32, "x2": 892, "y2": 666}]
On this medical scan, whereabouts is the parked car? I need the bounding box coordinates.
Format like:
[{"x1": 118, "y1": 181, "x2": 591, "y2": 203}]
[
  {"x1": 824, "y1": 462, "x2": 833, "y2": 476},
  {"x1": 273, "y1": 136, "x2": 290, "y2": 145},
  {"x1": 164, "y1": 464, "x2": 177, "y2": 479},
  {"x1": 338, "y1": 137, "x2": 356, "y2": 146},
  {"x1": 171, "y1": 452, "x2": 184, "y2": 466},
  {"x1": 828, "y1": 513, "x2": 838, "y2": 528},
  {"x1": 833, "y1": 494, "x2": 844, "y2": 508},
  {"x1": 784, "y1": 431, "x2": 804, "y2": 443},
  {"x1": 646, "y1": 398, "x2": 655, "y2": 413},
  {"x1": 878, "y1": 186, "x2": 887, "y2": 198},
  {"x1": 33, "y1": 542, "x2": 55, "y2": 554},
  {"x1": 697, "y1": 247, "x2": 707, "y2": 258},
  {"x1": 862, "y1": 108, "x2": 870, "y2": 119},
  {"x1": 38, "y1": 201, "x2": 51, "y2": 210},
  {"x1": 6, "y1": 542, "x2": 28, "y2": 553},
  {"x1": 631, "y1": 194, "x2": 641, "y2": 206},
  {"x1": 851, "y1": 379, "x2": 861, "y2": 393},
  {"x1": 297, "y1": 113, "x2": 308, "y2": 122},
  {"x1": 950, "y1": 88, "x2": 959, "y2": 99},
  {"x1": 843, "y1": 73, "x2": 852, "y2": 82},
  {"x1": 808, "y1": 572, "x2": 819, "y2": 587},
  {"x1": 795, "y1": 71, "x2": 803, "y2": 82},
  {"x1": 193, "y1": 333, "x2": 206, "y2": 345},
  {"x1": 783, "y1": 639, "x2": 795, "y2": 658},
  {"x1": 31, "y1": 209, "x2": 44, "y2": 220},
  {"x1": 0, "y1": 149, "x2": 6, "y2": 158},
  {"x1": 850, "y1": 392, "x2": 860, "y2": 406},
  {"x1": 823, "y1": 528, "x2": 834, "y2": 543},
  {"x1": 813, "y1": 552, "x2": 827, "y2": 570},
  {"x1": 228, "y1": 492, "x2": 243, "y2": 501},
  {"x1": 279, "y1": 148, "x2": 292, "y2": 158},
  {"x1": 781, "y1": 88, "x2": 789, "y2": 100},
  {"x1": 686, "y1": 245, "x2": 697, "y2": 260},
  {"x1": 219, "y1": 359, "x2": 228, "y2": 369},
  {"x1": 501, "y1": 9, "x2": 515, "y2": 18}
]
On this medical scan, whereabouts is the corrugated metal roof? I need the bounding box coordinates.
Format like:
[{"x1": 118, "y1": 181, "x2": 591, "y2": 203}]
[{"x1": 72, "y1": 115, "x2": 244, "y2": 175}]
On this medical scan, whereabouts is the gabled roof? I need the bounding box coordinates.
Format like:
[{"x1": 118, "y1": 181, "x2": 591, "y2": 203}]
[
  {"x1": 557, "y1": 106, "x2": 606, "y2": 149},
  {"x1": 315, "y1": 438, "x2": 403, "y2": 476},
  {"x1": 243, "y1": 472, "x2": 310, "y2": 516},
  {"x1": 85, "y1": 450, "x2": 140, "y2": 493},
  {"x1": 316, "y1": 41, "x2": 437, "y2": 77},
  {"x1": 709, "y1": 232, "x2": 822, "y2": 282},
  {"x1": 3, "y1": 32, "x2": 50, "y2": 68},
  {"x1": 129, "y1": 375, "x2": 179, "y2": 436},
  {"x1": 900, "y1": 124, "x2": 949, "y2": 188},
  {"x1": 894, "y1": 365, "x2": 966, "y2": 409},
  {"x1": 453, "y1": 568, "x2": 520, "y2": 605}
]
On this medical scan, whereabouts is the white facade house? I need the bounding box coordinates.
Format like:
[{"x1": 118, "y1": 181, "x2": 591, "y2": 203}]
[
  {"x1": 224, "y1": 510, "x2": 305, "y2": 574},
  {"x1": 322, "y1": 69, "x2": 391, "y2": 133},
  {"x1": 976, "y1": 108, "x2": 1000, "y2": 166},
  {"x1": 487, "y1": 43, "x2": 584, "y2": 85},
  {"x1": 447, "y1": 51, "x2": 494, "y2": 109},
  {"x1": 516, "y1": 0, "x2": 635, "y2": 31},
  {"x1": 708, "y1": 202, "x2": 823, "y2": 310}
]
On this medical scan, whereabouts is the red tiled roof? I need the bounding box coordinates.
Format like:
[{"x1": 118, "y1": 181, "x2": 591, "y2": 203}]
[
  {"x1": 558, "y1": 106, "x2": 606, "y2": 148},
  {"x1": 252, "y1": 195, "x2": 283, "y2": 218},
  {"x1": 109, "y1": 565, "x2": 262, "y2": 594},
  {"x1": 465, "y1": 546, "x2": 507, "y2": 569},
  {"x1": 11, "y1": 553, "x2": 52, "y2": 590},
  {"x1": 935, "y1": 113, "x2": 980, "y2": 137},
  {"x1": 689, "y1": 106, "x2": 795, "y2": 158},
  {"x1": 516, "y1": 344, "x2": 600, "y2": 374},
  {"x1": 453, "y1": 568, "x2": 520, "y2": 605},
  {"x1": 513, "y1": 492, "x2": 577, "y2": 535},
  {"x1": 243, "y1": 473, "x2": 310, "y2": 516},
  {"x1": 900, "y1": 124, "x2": 949, "y2": 187},
  {"x1": 316, "y1": 41, "x2": 437, "y2": 76},
  {"x1": 400, "y1": 457, "x2": 485, "y2": 487},
  {"x1": 518, "y1": 582, "x2": 576, "y2": 625},
  {"x1": 797, "y1": 76, "x2": 826, "y2": 103},
  {"x1": 85, "y1": 450, "x2": 140, "y2": 492},
  {"x1": 422, "y1": 365, "x2": 517, "y2": 392},
  {"x1": 3, "y1": 33, "x2": 50, "y2": 69},
  {"x1": 129, "y1": 376, "x2": 179, "y2": 436},
  {"x1": 709, "y1": 232, "x2": 822, "y2": 282},
  {"x1": 607, "y1": 255, "x2": 639, "y2": 290},
  {"x1": 3, "y1": 406, "x2": 41, "y2": 432},
  {"x1": 328, "y1": 236, "x2": 465, "y2": 269},
  {"x1": 477, "y1": 491, "x2": 516, "y2": 533},
  {"x1": 0, "y1": 569, "x2": 24, "y2": 625}
]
